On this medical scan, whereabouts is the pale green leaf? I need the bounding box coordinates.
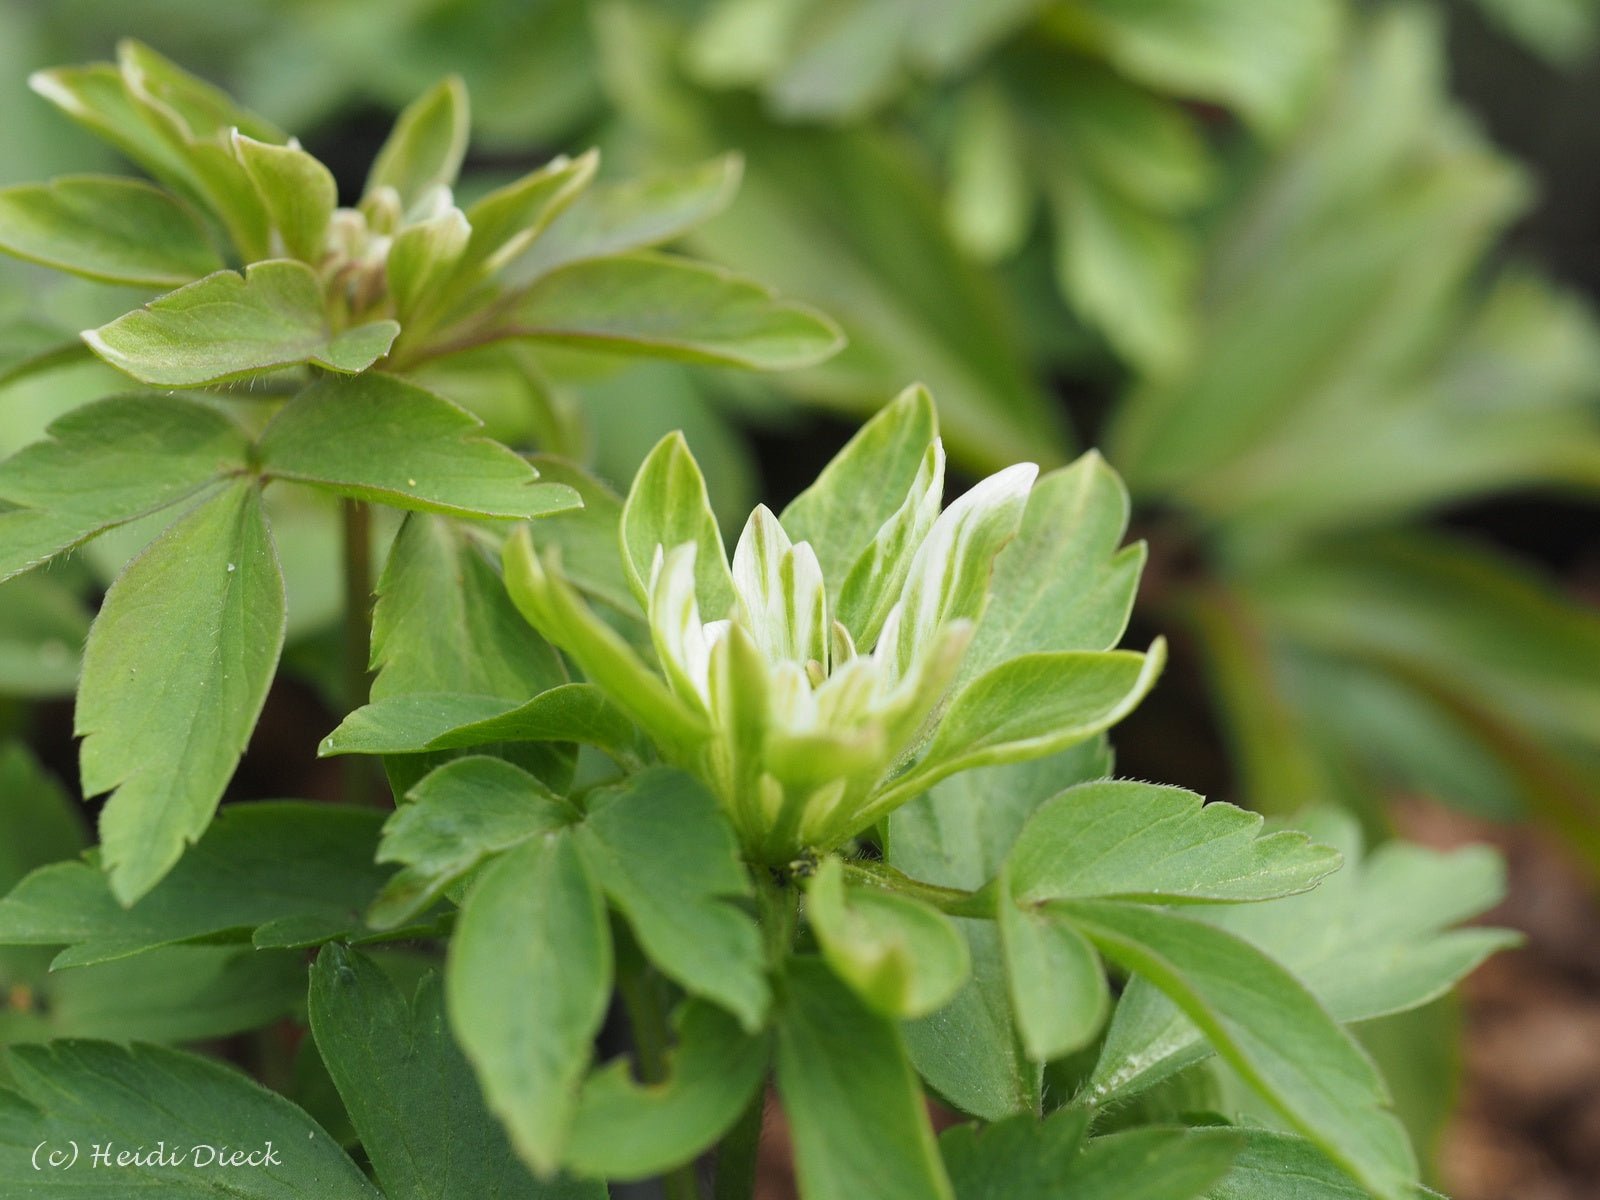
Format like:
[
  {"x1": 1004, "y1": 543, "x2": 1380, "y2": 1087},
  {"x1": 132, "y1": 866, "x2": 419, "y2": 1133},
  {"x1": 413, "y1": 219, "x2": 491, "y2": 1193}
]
[
  {"x1": 0, "y1": 175, "x2": 221, "y2": 286},
  {"x1": 232, "y1": 133, "x2": 337, "y2": 263},
  {"x1": 77, "y1": 481, "x2": 286, "y2": 903},
  {"x1": 448, "y1": 832, "x2": 611, "y2": 1175},
  {"x1": 0, "y1": 802, "x2": 388, "y2": 968},
  {"x1": 620, "y1": 430, "x2": 735, "y2": 613},
  {"x1": 509, "y1": 251, "x2": 843, "y2": 370},
  {"x1": 576, "y1": 767, "x2": 768, "y2": 1030},
  {"x1": 258, "y1": 374, "x2": 578, "y2": 518},
  {"x1": 84, "y1": 260, "x2": 398, "y2": 387},
  {"x1": 808, "y1": 857, "x2": 968, "y2": 1019},
  {"x1": 368, "y1": 755, "x2": 577, "y2": 929},
  {"x1": 776, "y1": 957, "x2": 955, "y2": 1200},
  {"x1": 0, "y1": 1041, "x2": 380, "y2": 1199},
  {"x1": 1007, "y1": 781, "x2": 1342, "y2": 905},
  {"x1": 999, "y1": 897, "x2": 1108, "y2": 1061},
  {"x1": 310, "y1": 945, "x2": 602, "y2": 1200},
  {"x1": 1064, "y1": 900, "x2": 1417, "y2": 1200},
  {"x1": 365, "y1": 76, "x2": 469, "y2": 211},
  {"x1": 462, "y1": 151, "x2": 599, "y2": 278},
  {"x1": 388, "y1": 208, "x2": 470, "y2": 328},
  {"x1": 566, "y1": 1000, "x2": 769, "y2": 1180},
  {"x1": 0, "y1": 395, "x2": 251, "y2": 583}
]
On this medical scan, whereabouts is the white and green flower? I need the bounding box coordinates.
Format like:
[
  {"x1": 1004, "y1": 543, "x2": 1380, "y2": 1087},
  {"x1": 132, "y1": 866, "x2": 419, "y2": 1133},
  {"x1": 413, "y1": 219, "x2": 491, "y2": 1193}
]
[{"x1": 506, "y1": 386, "x2": 1162, "y2": 861}]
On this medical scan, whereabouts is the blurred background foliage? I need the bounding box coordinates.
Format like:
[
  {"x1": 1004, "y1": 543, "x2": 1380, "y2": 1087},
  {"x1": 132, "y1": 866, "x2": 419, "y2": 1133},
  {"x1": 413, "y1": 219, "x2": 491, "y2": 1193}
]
[{"x1": 0, "y1": 0, "x2": 1598, "y2": 1182}]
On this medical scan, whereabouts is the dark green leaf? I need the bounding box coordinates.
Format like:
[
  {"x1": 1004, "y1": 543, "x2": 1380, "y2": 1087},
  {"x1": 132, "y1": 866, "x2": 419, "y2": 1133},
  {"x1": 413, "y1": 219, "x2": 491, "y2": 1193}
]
[{"x1": 77, "y1": 481, "x2": 286, "y2": 903}]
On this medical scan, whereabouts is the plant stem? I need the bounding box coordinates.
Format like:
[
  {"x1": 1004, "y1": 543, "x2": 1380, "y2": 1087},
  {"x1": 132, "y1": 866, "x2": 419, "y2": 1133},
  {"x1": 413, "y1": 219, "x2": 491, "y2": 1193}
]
[
  {"x1": 840, "y1": 859, "x2": 997, "y2": 918},
  {"x1": 340, "y1": 498, "x2": 376, "y2": 808},
  {"x1": 616, "y1": 931, "x2": 703, "y2": 1200},
  {"x1": 713, "y1": 1086, "x2": 765, "y2": 1200}
]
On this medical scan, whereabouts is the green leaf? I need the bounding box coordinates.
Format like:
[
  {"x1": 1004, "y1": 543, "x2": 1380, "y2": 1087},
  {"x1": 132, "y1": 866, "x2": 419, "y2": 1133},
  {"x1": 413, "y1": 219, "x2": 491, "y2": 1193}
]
[
  {"x1": 448, "y1": 832, "x2": 611, "y2": 1175},
  {"x1": 503, "y1": 528, "x2": 707, "y2": 754},
  {"x1": 0, "y1": 575, "x2": 90, "y2": 698},
  {"x1": 310, "y1": 945, "x2": 603, "y2": 1200},
  {"x1": 505, "y1": 154, "x2": 743, "y2": 282},
  {"x1": 1203, "y1": 1129, "x2": 1398, "y2": 1200},
  {"x1": 1006, "y1": 781, "x2": 1341, "y2": 905},
  {"x1": 1063, "y1": 900, "x2": 1418, "y2": 1200},
  {"x1": 525, "y1": 454, "x2": 638, "y2": 615},
  {"x1": 621, "y1": 430, "x2": 735, "y2": 614},
  {"x1": 84, "y1": 260, "x2": 399, "y2": 387},
  {"x1": 0, "y1": 396, "x2": 251, "y2": 583},
  {"x1": 325, "y1": 686, "x2": 639, "y2": 762},
  {"x1": 0, "y1": 175, "x2": 221, "y2": 286},
  {"x1": 0, "y1": 1041, "x2": 380, "y2": 1198},
  {"x1": 0, "y1": 744, "x2": 85, "y2": 895},
  {"x1": 808, "y1": 857, "x2": 969, "y2": 1019},
  {"x1": 566, "y1": 1000, "x2": 769, "y2": 1180},
  {"x1": 776, "y1": 957, "x2": 955, "y2": 1200},
  {"x1": 77, "y1": 481, "x2": 286, "y2": 904},
  {"x1": 942, "y1": 1111, "x2": 1242, "y2": 1200},
  {"x1": 365, "y1": 75, "x2": 469, "y2": 211},
  {"x1": 998, "y1": 897, "x2": 1108, "y2": 1061},
  {"x1": 0, "y1": 802, "x2": 389, "y2": 967},
  {"x1": 575, "y1": 767, "x2": 768, "y2": 1029},
  {"x1": 258, "y1": 374, "x2": 579, "y2": 519},
  {"x1": 232, "y1": 134, "x2": 338, "y2": 263},
  {"x1": 369, "y1": 756, "x2": 577, "y2": 929},
  {"x1": 963, "y1": 452, "x2": 1145, "y2": 677},
  {"x1": 389, "y1": 208, "x2": 471, "y2": 331},
  {"x1": 779, "y1": 383, "x2": 939, "y2": 611},
  {"x1": 461, "y1": 152, "x2": 599, "y2": 279},
  {"x1": 882, "y1": 645, "x2": 1164, "y2": 808},
  {"x1": 508, "y1": 251, "x2": 843, "y2": 370}
]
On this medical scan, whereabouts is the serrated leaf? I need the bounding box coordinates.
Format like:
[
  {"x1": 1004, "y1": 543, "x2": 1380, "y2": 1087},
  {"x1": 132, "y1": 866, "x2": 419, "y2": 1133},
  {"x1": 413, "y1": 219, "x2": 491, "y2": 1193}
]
[
  {"x1": 0, "y1": 1041, "x2": 380, "y2": 1198},
  {"x1": 365, "y1": 76, "x2": 469, "y2": 211},
  {"x1": 77, "y1": 481, "x2": 286, "y2": 904},
  {"x1": 509, "y1": 251, "x2": 843, "y2": 370},
  {"x1": 0, "y1": 175, "x2": 222, "y2": 286},
  {"x1": 448, "y1": 832, "x2": 611, "y2": 1175},
  {"x1": 232, "y1": 133, "x2": 337, "y2": 263},
  {"x1": 565, "y1": 1000, "x2": 769, "y2": 1180},
  {"x1": 1007, "y1": 781, "x2": 1341, "y2": 905},
  {"x1": 0, "y1": 395, "x2": 251, "y2": 582},
  {"x1": 310, "y1": 945, "x2": 602, "y2": 1200},
  {"x1": 505, "y1": 154, "x2": 743, "y2": 283},
  {"x1": 963, "y1": 452, "x2": 1145, "y2": 677},
  {"x1": 621, "y1": 430, "x2": 735, "y2": 615},
  {"x1": 779, "y1": 383, "x2": 939, "y2": 608},
  {"x1": 369, "y1": 756, "x2": 577, "y2": 929},
  {"x1": 258, "y1": 374, "x2": 578, "y2": 519},
  {"x1": 808, "y1": 856, "x2": 968, "y2": 1019},
  {"x1": 776, "y1": 957, "x2": 955, "y2": 1200},
  {"x1": 999, "y1": 897, "x2": 1108, "y2": 1062},
  {"x1": 325, "y1": 686, "x2": 639, "y2": 763},
  {"x1": 85, "y1": 260, "x2": 398, "y2": 387},
  {"x1": 0, "y1": 803, "x2": 389, "y2": 967},
  {"x1": 576, "y1": 767, "x2": 768, "y2": 1029},
  {"x1": 1063, "y1": 900, "x2": 1417, "y2": 1200}
]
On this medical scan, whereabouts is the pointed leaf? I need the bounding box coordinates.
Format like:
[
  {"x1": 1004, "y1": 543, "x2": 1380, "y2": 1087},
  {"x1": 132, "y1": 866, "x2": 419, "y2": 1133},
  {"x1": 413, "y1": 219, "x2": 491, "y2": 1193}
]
[
  {"x1": 0, "y1": 1041, "x2": 380, "y2": 1199},
  {"x1": 85, "y1": 260, "x2": 398, "y2": 387},
  {"x1": 776, "y1": 957, "x2": 956, "y2": 1200},
  {"x1": 448, "y1": 832, "x2": 611, "y2": 1175},
  {"x1": 365, "y1": 76, "x2": 469, "y2": 211},
  {"x1": 1062, "y1": 900, "x2": 1418, "y2": 1200},
  {"x1": 509, "y1": 251, "x2": 843, "y2": 370},
  {"x1": 258, "y1": 374, "x2": 578, "y2": 519},
  {"x1": 808, "y1": 857, "x2": 968, "y2": 1019},
  {"x1": 621, "y1": 430, "x2": 735, "y2": 613},
  {"x1": 0, "y1": 175, "x2": 221, "y2": 286},
  {"x1": 232, "y1": 134, "x2": 337, "y2": 263},
  {"x1": 369, "y1": 756, "x2": 577, "y2": 929},
  {"x1": 0, "y1": 395, "x2": 252, "y2": 582},
  {"x1": 0, "y1": 803, "x2": 388, "y2": 967},
  {"x1": 566, "y1": 1000, "x2": 769, "y2": 1180},
  {"x1": 576, "y1": 768, "x2": 768, "y2": 1030},
  {"x1": 1007, "y1": 781, "x2": 1342, "y2": 905},
  {"x1": 310, "y1": 945, "x2": 603, "y2": 1200},
  {"x1": 77, "y1": 481, "x2": 286, "y2": 903}
]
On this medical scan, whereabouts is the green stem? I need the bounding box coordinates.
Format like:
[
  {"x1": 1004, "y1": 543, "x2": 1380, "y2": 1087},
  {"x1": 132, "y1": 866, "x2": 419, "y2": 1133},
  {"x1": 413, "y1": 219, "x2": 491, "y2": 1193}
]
[
  {"x1": 341, "y1": 498, "x2": 377, "y2": 808},
  {"x1": 713, "y1": 1085, "x2": 765, "y2": 1200},
  {"x1": 840, "y1": 859, "x2": 997, "y2": 918},
  {"x1": 616, "y1": 930, "x2": 703, "y2": 1200}
]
